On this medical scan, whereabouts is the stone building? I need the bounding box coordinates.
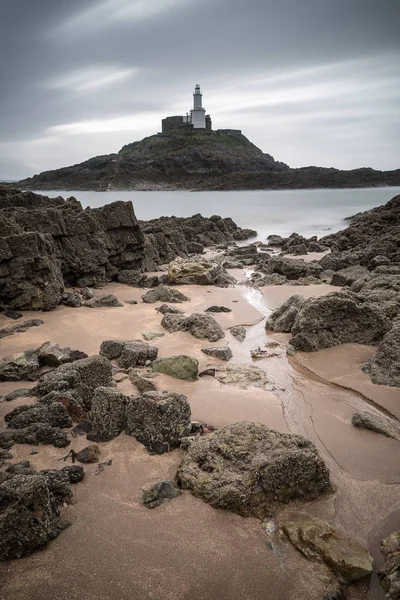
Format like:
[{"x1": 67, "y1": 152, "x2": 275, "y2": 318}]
[{"x1": 162, "y1": 85, "x2": 212, "y2": 133}]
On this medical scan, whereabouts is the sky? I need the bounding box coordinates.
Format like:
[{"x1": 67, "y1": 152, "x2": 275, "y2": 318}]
[{"x1": 0, "y1": 0, "x2": 399, "y2": 179}]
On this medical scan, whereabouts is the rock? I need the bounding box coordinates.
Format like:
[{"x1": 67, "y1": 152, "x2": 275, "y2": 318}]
[
  {"x1": 3, "y1": 309, "x2": 23, "y2": 319},
  {"x1": 161, "y1": 313, "x2": 225, "y2": 342},
  {"x1": 267, "y1": 234, "x2": 284, "y2": 246},
  {"x1": 205, "y1": 305, "x2": 232, "y2": 313},
  {"x1": 252, "y1": 273, "x2": 288, "y2": 286},
  {"x1": 34, "y1": 355, "x2": 114, "y2": 411},
  {"x1": 0, "y1": 350, "x2": 40, "y2": 381},
  {"x1": 155, "y1": 304, "x2": 184, "y2": 315},
  {"x1": 364, "y1": 323, "x2": 400, "y2": 387},
  {"x1": 142, "y1": 285, "x2": 189, "y2": 304},
  {"x1": 168, "y1": 257, "x2": 235, "y2": 287},
  {"x1": 282, "y1": 517, "x2": 373, "y2": 583},
  {"x1": 60, "y1": 292, "x2": 82, "y2": 308},
  {"x1": 152, "y1": 355, "x2": 199, "y2": 381},
  {"x1": 141, "y1": 480, "x2": 181, "y2": 508},
  {"x1": 83, "y1": 294, "x2": 123, "y2": 308},
  {"x1": 290, "y1": 292, "x2": 391, "y2": 352},
  {"x1": 230, "y1": 326, "x2": 246, "y2": 342},
  {"x1": 0, "y1": 423, "x2": 70, "y2": 448},
  {"x1": 40, "y1": 469, "x2": 73, "y2": 504},
  {"x1": 187, "y1": 242, "x2": 204, "y2": 254},
  {"x1": 61, "y1": 465, "x2": 85, "y2": 484},
  {"x1": 378, "y1": 530, "x2": 400, "y2": 598},
  {"x1": 129, "y1": 368, "x2": 158, "y2": 392},
  {"x1": 177, "y1": 422, "x2": 331, "y2": 518},
  {"x1": 5, "y1": 402, "x2": 72, "y2": 429},
  {"x1": 125, "y1": 299, "x2": 138, "y2": 305},
  {"x1": 266, "y1": 294, "x2": 306, "y2": 333},
  {"x1": 75, "y1": 445, "x2": 100, "y2": 463},
  {"x1": 117, "y1": 341, "x2": 158, "y2": 369},
  {"x1": 87, "y1": 387, "x2": 127, "y2": 442},
  {"x1": 4, "y1": 388, "x2": 33, "y2": 402},
  {"x1": 201, "y1": 347, "x2": 233, "y2": 361},
  {"x1": 71, "y1": 420, "x2": 92, "y2": 437},
  {"x1": 331, "y1": 266, "x2": 371, "y2": 287},
  {"x1": 262, "y1": 256, "x2": 322, "y2": 280},
  {"x1": 99, "y1": 339, "x2": 125, "y2": 360},
  {"x1": 37, "y1": 342, "x2": 88, "y2": 367},
  {"x1": 125, "y1": 391, "x2": 191, "y2": 453},
  {"x1": 142, "y1": 332, "x2": 165, "y2": 341},
  {"x1": 6, "y1": 461, "x2": 36, "y2": 476},
  {"x1": 352, "y1": 411, "x2": 400, "y2": 439},
  {"x1": 0, "y1": 318, "x2": 44, "y2": 340},
  {"x1": 210, "y1": 363, "x2": 271, "y2": 389},
  {"x1": 369, "y1": 255, "x2": 391, "y2": 270},
  {"x1": 117, "y1": 270, "x2": 142, "y2": 285},
  {"x1": 0, "y1": 473, "x2": 71, "y2": 560},
  {"x1": 221, "y1": 259, "x2": 243, "y2": 269}
]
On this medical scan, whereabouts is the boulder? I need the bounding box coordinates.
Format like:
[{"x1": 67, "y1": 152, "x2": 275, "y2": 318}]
[
  {"x1": 75, "y1": 445, "x2": 100, "y2": 463},
  {"x1": 99, "y1": 340, "x2": 125, "y2": 360},
  {"x1": 141, "y1": 481, "x2": 181, "y2": 509},
  {"x1": 187, "y1": 242, "x2": 204, "y2": 254},
  {"x1": 37, "y1": 342, "x2": 88, "y2": 367},
  {"x1": 290, "y1": 292, "x2": 391, "y2": 352},
  {"x1": 5, "y1": 402, "x2": 72, "y2": 429},
  {"x1": 168, "y1": 257, "x2": 235, "y2": 287},
  {"x1": 129, "y1": 368, "x2": 158, "y2": 393},
  {"x1": 0, "y1": 351, "x2": 40, "y2": 381},
  {"x1": 205, "y1": 305, "x2": 232, "y2": 313},
  {"x1": 230, "y1": 326, "x2": 246, "y2": 342},
  {"x1": 2, "y1": 309, "x2": 23, "y2": 320},
  {"x1": 61, "y1": 465, "x2": 85, "y2": 484},
  {"x1": 87, "y1": 387, "x2": 127, "y2": 442},
  {"x1": 155, "y1": 304, "x2": 184, "y2": 315},
  {"x1": 266, "y1": 294, "x2": 306, "y2": 333},
  {"x1": 40, "y1": 469, "x2": 73, "y2": 504},
  {"x1": 262, "y1": 256, "x2": 322, "y2": 280},
  {"x1": 364, "y1": 323, "x2": 400, "y2": 387},
  {"x1": 117, "y1": 270, "x2": 142, "y2": 285},
  {"x1": 352, "y1": 411, "x2": 400, "y2": 439},
  {"x1": 142, "y1": 332, "x2": 164, "y2": 341},
  {"x1": 201, "y1": 347, "x2": 233, "y2": 361},
  {"x1": 282, "y1": 517, "x2": 373, "y2": 583},
  {"x1": 206, "y1": 362, "x2": 271, "y2": 389},
  {"x1": 0, "y1": 473, "x2": 71, "y2": 560},
  {"x1": 117, "y1": 342, "x2": 158, "y2": 369},
  {"x1": 3, "y1": 388, "x2": 32, "y2": 402},
  {"x1": 0, "y1": 423, "x2": 70, "y2": 449},
  {"x1": 378, "y1": 530, "x2": 400, "y2": 598},
  {"x1": 60, "y1": 292, "x2": 82, "y2": 308},
  {"x1": 152, "y1": 355, "x2": 199, "y2": 381},
  {"x1": 0, "y1": 319, "x2": 44, "y2": 340},
  {"x1": 331, "y1": 266, "x2": 371, "y2": 287},
  {"x1": 125, "y1": 391, "x2": 191, "y2": 454},
  {"x1": 83, "y1": 294, "x2": 123, "y2": 308},
  {"x1": 142, "y1": 285, "x2": 189, "y2": 304},
  {"x1": 177, "y1": 422, "x2": 331, "y2": 518},
  {"x1": 161, "y1": 312, "x2": 225, "y2": 342}
]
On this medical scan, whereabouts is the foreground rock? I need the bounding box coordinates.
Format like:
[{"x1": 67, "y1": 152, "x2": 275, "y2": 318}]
[
  {"x1": 0, "y1": 351, "x2": 40, "y2": 381},
  {"x1": 125, "y1": 391, "x2": 191, "y2": 454},
  {"x1": 364, "y1": 323, "x2": 400, "y2": 387},
  {"x1": 352, "y1": 411, "x2": 400, "y2": 439},
  {"x1": 282, "y1": 517, "x2": 373, "y2": 583},
  {"x1": 0, "y1": 188, "x2": 144, "y2": 310},
  {"x1": 83, "y1": 294, "x2": 123, "y2": 308},
  {"x1": 290, "y1": 291, "x2": 390, "y2": 352},
  {"x1": 142, "y1": 285, "x2": 189, "y2": 304},
  {"x1": 266, "y1": 294, "x2": 305, "y2": 333},
  {"x1": 87, "y1": 387, "x2": 127, "y2": 442},
  {"x1": 0, "y1": 473, "x2": 72, "y2": 560},
  {"x1": 161, "y1": 313, "x2": 225, "y2": 342},
  {"x1": 0, "y1": 423, "x2": 70, "y2": 449},
  {"x1": 177, "y1": 422, "x2": 331, "y2": 518},
  {"x1": 141, "y1": 481, "x2": 181, "y2": 509},
  {"x1": 5, "y1": 402, "x2": 72, "y2": 430},
  {"x1": 201, "y1": 347, "x2": 233, "y2": 361},
  {"x1": 99, "y1": 339, "x2": 158, "y2": 368},
  {"x1": 168, "y1": 257, "x2": 235, "y2": 287},
  {"x1": 151, "y1": 355, "x2": 199, "y2": 381},
  {"x1": 379, "y1": 530, "x2": 400, "y2": 598}
]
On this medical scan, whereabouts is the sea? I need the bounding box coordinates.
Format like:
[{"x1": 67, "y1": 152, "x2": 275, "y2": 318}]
[{"x1": 36, "y1": 187, "x2": 400, "y2": 242}]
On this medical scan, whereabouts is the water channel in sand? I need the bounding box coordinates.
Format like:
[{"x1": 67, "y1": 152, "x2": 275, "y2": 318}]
[{"x1": 1, "y1": 275, "x2": 400, "y2": 600}]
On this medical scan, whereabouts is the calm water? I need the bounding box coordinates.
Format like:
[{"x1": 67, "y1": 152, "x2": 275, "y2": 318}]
[{"x1": 37, "y1": 187, "x2": 400, "y2": 242}]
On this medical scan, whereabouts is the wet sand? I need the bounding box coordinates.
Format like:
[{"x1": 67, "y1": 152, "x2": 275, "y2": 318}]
[{"x1": 1, "y1": 281, "x2": 400, "y2": 600}]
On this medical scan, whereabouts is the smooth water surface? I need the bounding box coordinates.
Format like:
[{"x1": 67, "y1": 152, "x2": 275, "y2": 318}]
[{"x1": 37, "y1": 187, "x2": 400, "y2": 241}]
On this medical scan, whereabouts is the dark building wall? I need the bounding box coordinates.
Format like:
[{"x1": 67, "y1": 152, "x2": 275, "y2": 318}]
[
  {"x1": 205, "y1": 114, "x2": 212, "y2": 130},
  {"x1": 162, "y1": 116, "x2": 184, "y2": 132}
]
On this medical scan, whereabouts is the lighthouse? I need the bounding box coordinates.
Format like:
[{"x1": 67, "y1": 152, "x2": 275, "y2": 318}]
[{"x1": 190, "y1": 84, "x2": 206, "y2": 129}]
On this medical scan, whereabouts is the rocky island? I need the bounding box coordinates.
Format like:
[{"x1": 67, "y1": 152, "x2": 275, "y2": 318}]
[{"x1": 1, "y1": 185, "x2": 400, "y2": 600}]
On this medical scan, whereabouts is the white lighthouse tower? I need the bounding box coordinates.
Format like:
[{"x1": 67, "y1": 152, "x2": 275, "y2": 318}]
[{"x1": 190, "y1": 84, "x2": 206, "y2": 129}]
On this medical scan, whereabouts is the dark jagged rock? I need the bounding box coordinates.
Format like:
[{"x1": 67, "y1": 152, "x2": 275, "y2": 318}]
[
  {"x1": 0, "y1": 318, "x2": 44, "y2": 340},
  {"x1": 4, "y1": 388, "x2": 33, "y2": 402},
  {"x1": 0, "y1": 350, "x2": 40, "y2": 381},
  {"x1": 141, "y1": 480, "x2": 181, "y2": 509},
  {"x1": 155, "y1": 303, "x2": 185, "y2": 315},
  {"x1": 168, "y1": 257, "x2": 235, "y2": 287},
  {"x1": 142, "y1": 285, "x2": 189, "y2": 304},
  {"x1": 37, "y1": 342, "x2": 88, "y2": 367},
  {"x1": 0, "y1": 423, "x2": 70, "y2": 448},
  {"x1": 177, "y1": 422, "x2": 331, "y2": 518},
  {"x1": 201, "y1": 347, "x2": 233, "y2": 361},
  {"x1": 0, "y1": 187, "x2": 144, "y2": 310},
  {"x1": 0, "y1": 473, "x2": 71, "y2": 560},
  {"x1": 60, "y1": 292, "x2": 82, "y2": 308},
  {"x1": 61, "y1": 465, "x2": 85, "y2": 484},
  {"x1": 205, "y1": 305, "x2": 232, "y2": 313},
  {"x1": 125, "y1": 391, "x2": 191, "y2": 454},
  {"x1": 266, "y1": 294, "x2": 306, "y2": 333},
  {"x1": 2, "y1": 309, "x2": 23, "y2": 320},
  {"x1": 290, "y1": 291, "x2": 391, "y2": 352},
  {"x1": 161, "y1": 312, "x2": 225, "y2": 342},
  {"x1": 40, "y1": 469, "x2": 73, "y2": 504},
  {"x1": 151, "y1": 355, "x2": 199, "y2": 381},
  {"x1": 87, "y1": 387, "x2": 127, "y2": 442},
  {"x1": 128, "y1": 368, "x2": 158, "y2": 393},
  {"x1": 230, "y1": 326, "x2": 246, "y2": 342},
  {"x1": 260, "y1": 256, "x2": 322, "y2": 280},
  {"x1": 101, "y1": 340, "x2": 159, "y2": 369},
  {"x1": 378, "y1": 530, "x2": 400, "y2": 598},
  {"x1": 5, "y1": 402, "x2": 72, "y2": 429},
  {"x1": 6, "y1": 461, "x2": 36, "y2": 476},
  {"x1": 364, "y1": 323, "x2": 400, "y2": 387},
  {"x1": 75, "y1": 445, "x2": 100, "y2": 464},
  {"x1": 331, "y1": 266, "x2": 371, "y2": 287},
  {"x1": 83, "y1": 294, "x2": 123, "y2": 308}
]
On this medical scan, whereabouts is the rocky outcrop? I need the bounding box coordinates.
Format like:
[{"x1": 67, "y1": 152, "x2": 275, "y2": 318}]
[
  {"x1": 364, "y1": 323, "x2": 400, "y2": 387},
  {"x1": 161, "y1": 312, "x2": 225, "y2": 342},
  {"x1": 177, "y1": 422, "x2": 331, "y2": 518},
  {"x1": 259, "y1": 256, "x2": 322, "y2": 281},
  {"x1": 125, "y1": 391, "x2": 191, "y2": 454},
  {"x1": 0, "y1": 423, "x2": 70, "y2": 449},
  {"x1": 266, "y1": 294, "x2": 306, "y2": 333},
  {"x1": 151, "y1": 355, "x2": 199, "y2": 381},
  {"x1": 290, "y1": 291, "x2": 391, "y2": 352},
  {"x1": 5, "y1": 402, "x2": 72, "y2": 430},
  {"x1": 0, "y1": 187, "x2": 144, "y2": 310},
  {"x1": 168, "y1": 257, "x2": 235, "y2": 287},
  {"x1": 378, "y1": 530, "x2": 400, "y2": 598},
  {"x1": 282, "y1": 517, "x2": 373, "y2": 583}
]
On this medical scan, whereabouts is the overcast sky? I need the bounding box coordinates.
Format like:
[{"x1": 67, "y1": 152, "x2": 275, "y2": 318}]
[{"x1": 0, "y1": 0, "x2": 399, "y2": 179}]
